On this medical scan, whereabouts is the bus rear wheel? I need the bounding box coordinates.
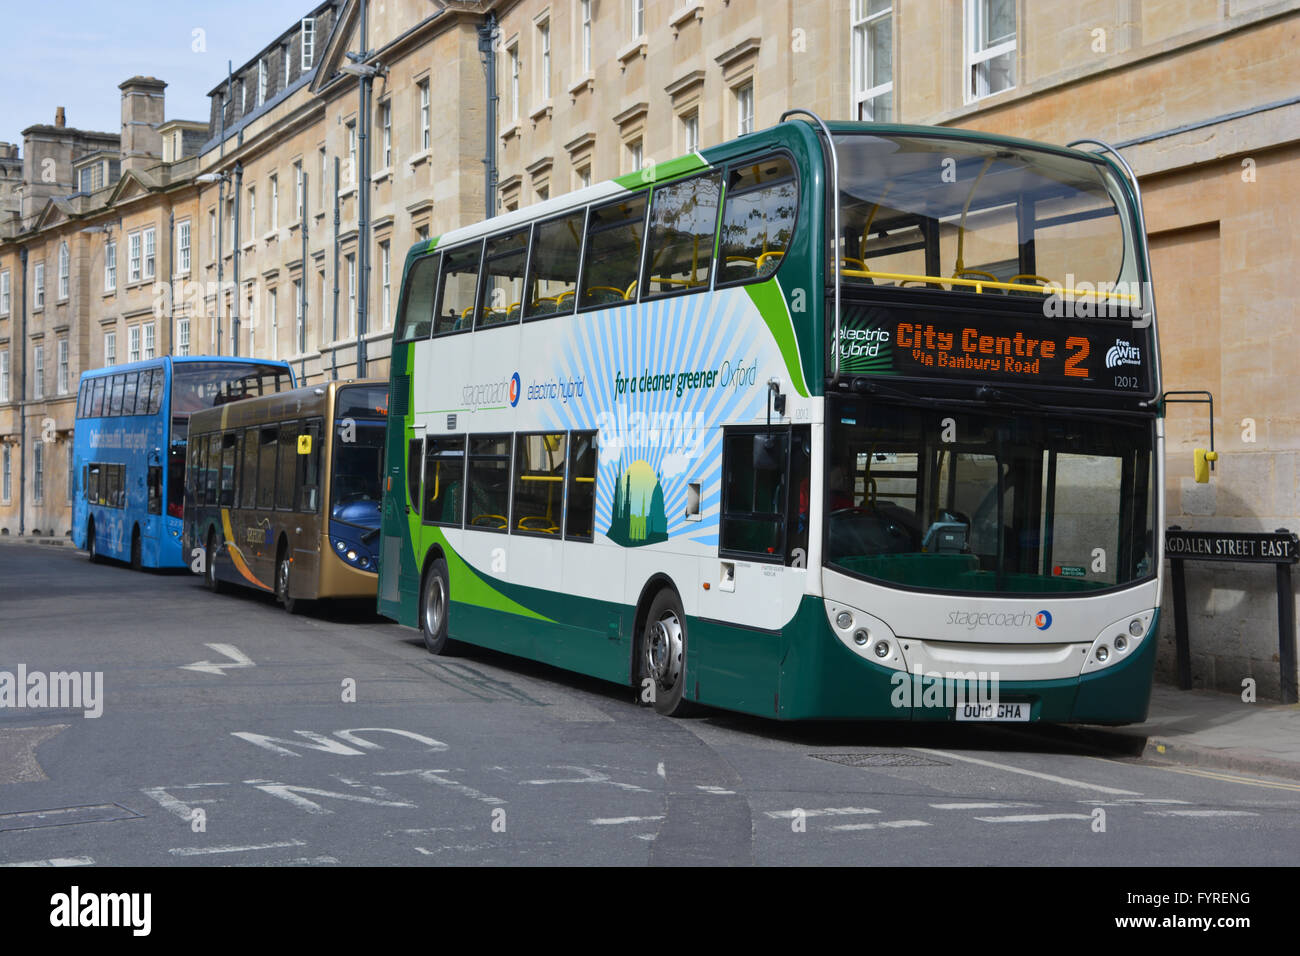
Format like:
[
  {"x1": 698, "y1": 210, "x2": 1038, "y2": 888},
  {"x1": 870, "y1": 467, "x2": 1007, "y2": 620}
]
[
  {"x1": 276, "y1": 549, "x2": 300, "y2": 615},
  {"x1": 130, "y1": 527, "x2": 142, "y2": 571},
  {"x1": 86, "y1": 522, "x2": 99, "y2": 563},
  {"x1": 641, "y1": 589, "x2": 696, "y2": 717},
  {"x1": 205, "y1": 530, "x2": 226, "y2": 594},
  {"x1": 419, "y1": 557, "x2": 457, "y2": 655}
]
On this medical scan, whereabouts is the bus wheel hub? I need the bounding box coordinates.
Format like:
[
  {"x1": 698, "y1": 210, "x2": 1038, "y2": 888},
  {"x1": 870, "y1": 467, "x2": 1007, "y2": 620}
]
[{"x1": 648, "y1": 614, "x2": 682, "y2": 686}]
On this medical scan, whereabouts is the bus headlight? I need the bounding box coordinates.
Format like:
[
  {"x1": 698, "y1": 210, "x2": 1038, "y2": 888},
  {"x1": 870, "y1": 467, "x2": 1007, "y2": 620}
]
[
  {"x1": 853, "y1": 628, "x2": 870, "y2": 646},
  {"x1": 1114, "y1": 635, "x2": 1128, "y2": 653},
  {"x1": 1095, "y1": 645, "x2": 1110, "y2": 662},
  {"x1": 1128, "y1": 619, "x2": 1144, "y2": 637},
  {"x1": 873, "y1": 640, "x2": 891, "y2": 659},
  {"x1": 836, "y1": 611, "x2": 853, "y2": 630}
]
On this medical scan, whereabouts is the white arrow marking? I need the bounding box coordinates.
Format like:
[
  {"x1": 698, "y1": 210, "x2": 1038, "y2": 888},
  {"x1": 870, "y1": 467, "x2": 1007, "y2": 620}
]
[{"x1": 180, "y1": 643, "x2": 254, "y2": 676}]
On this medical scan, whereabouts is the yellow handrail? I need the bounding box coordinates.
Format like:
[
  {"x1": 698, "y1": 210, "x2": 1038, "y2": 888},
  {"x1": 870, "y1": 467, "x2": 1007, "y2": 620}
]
[{"x1": 839, "y1": 267, "x2": 1136, "y2": 300}]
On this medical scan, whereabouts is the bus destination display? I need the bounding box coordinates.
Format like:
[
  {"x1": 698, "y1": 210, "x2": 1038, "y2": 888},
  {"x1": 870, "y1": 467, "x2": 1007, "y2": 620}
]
[{"x1": 836, "y1": 305, "x2": 1152, "y2": 394}]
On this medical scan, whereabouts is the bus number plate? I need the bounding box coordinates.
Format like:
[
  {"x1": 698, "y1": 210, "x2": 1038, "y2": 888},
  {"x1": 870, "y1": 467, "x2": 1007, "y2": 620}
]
[{"x1": 956, "y1": 702, "x2": 1031, "y2": 722}]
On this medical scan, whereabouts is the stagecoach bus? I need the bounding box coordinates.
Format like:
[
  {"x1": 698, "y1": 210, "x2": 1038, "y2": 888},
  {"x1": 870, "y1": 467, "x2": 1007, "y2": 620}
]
[
  {"x1": 72, "y1": 356, "x2": 294, "y2": 569},
  {"x1": 378, "y1": 111, "x2": 1164, "y2": 723},
  {"x1": 184, "y1": 379, "x2": 388, "y2": 612}
]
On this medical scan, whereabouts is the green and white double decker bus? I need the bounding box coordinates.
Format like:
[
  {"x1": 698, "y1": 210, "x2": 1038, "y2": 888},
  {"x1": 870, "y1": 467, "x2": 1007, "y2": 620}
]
[{"x1": 378, "y1": 111, "x2": 1164, "y2": 723}]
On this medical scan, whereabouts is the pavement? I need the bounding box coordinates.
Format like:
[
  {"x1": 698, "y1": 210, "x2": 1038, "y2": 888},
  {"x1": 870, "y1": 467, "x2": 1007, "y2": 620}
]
[{"x1": 4, "y1": 532, "x2": 1299, "y2": 785}]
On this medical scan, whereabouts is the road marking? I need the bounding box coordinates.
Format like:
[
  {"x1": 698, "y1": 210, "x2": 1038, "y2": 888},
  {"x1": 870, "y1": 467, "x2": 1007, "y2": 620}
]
[
  {"x1": 764, "y1": 807, "x2": 880, "y2": 819},
  {"x1": 1144, "y1": 809, "x2": 1260, "y2": 818},
  {"x1": 521, "y1": 765, "x2": 651, "y2": 792},
  {"x1": 974, "y1": 813, "x2": 1093, "y2": 823},
  {"x1": 930, "y1": 801, "x2": 1038, "y2": 810},
  {"x1": 696, "y1": 785, "x2": 736, "y2": 795},
  {"x1": 140, "y1": 783, "x2": 229, "y2": 822},
  {"x1": 244, "y1": 777, "x2": 418, "y2": 814},
  {"x1": 180, "y1": 643, "x2": 254, "y2": 676},
  {"x1": 829, "y1": 819, "x2": 930, "y2": 831},
  {"x1": 912, "y1": 748, "x2": 1142, "y2": 795},
  {"x1": 0, "y1": 856, "x2": 95, "y2": 867},
  {"x1": 169, "y1": 840, "x2": 307, "y2": 856},
  {"x1": 1149, "y1": 764, "x2": 1300, "y2": 793},
  {"x1": 590, "y1": 815, "x2": 665, "y2": 826},
  {"x1": 376, "y1": 768, "x2": 506, "y2": 805}
]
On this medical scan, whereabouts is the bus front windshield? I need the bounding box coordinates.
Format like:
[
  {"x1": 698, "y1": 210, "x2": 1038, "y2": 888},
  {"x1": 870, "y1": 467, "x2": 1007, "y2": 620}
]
[
  {"x1": 826, "y1": 398, "x2": 1154, "y2": 595},
  {"x1": 833, "y1": 133, "x2": 1141, "y2": 310},
  {"x1": 331, "y1": 385, "x2": 388, "y2": 529}
]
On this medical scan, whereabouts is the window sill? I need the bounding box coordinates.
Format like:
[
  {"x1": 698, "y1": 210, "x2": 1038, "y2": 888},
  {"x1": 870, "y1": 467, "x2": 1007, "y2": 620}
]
[
  {"x1": 617, "y1": 38, "x2": 648, "y2": 70},
  {"x1": 567, "y1": 73, "x2": 594, "y2": 101},
  {"x1": 408, "y1": 149, "x2": 431, "y2": 168},
  {"x1": 529, "y1": 101, "x2": 553, "y2": 124},
  {"x1": 241, "y1": 240, "x2": 257, "y2": 253},
  {"x1": 669, "y1": 2, "x2": 704, "y2": 34},
  {"x1": 500, "y1": 122, "x2": 521, "y2": 143},
  {"x1": 287, "y1": 219, "x2": 302, "y2": 233},
  {"x1": 102, "y1": 289, "x2": 117, "y2": 297},
  {"x1": 371, "y1": 167, "x2": 393, "y2": 184},
  {"x1": 338, "y1": 184, "x2": 358, "y2": 200},
  {"x1": 262, "y1": 230, "x2": 278, "y2": 243}
]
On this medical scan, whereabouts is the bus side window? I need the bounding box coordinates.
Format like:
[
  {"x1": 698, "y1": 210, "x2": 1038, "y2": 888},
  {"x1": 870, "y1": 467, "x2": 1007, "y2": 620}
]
[
  {"x1": 580, "y1": 194, "x2": 648, "y2": 309},
  {"x1": 717, "y1": 155, "x2": 797, "y2": 287},
  {"x1": 433, "y1": 243, "x2": 482, "y2": 335},
  {"x1": 137, "y1": 369, "x2": 154, "y2": 414},
  {"x1": 206, "y1": 433, "x2": 221, "y2": 507},
  {"x1": 220, "y1": 431, "x2": 239, "y2": 507},
  {"x1": 147, "y1": 465, "x2": 162, "y2": 515},
  {"x1": 523, "y1": 210, "x2": 584, "y2": 320},
  {"x1": 408, "y1": 437, "x2": 424, "y2": 512},
  {"x1": 642, "y1": 171, "x2": 723, "y2": 300},
  {"x1": 423, "y1": 436, "x2": 465, "y2": 527},
  {"x1": 787, "y1": 425, "x2": 812, "y2": 566},
  {"x1": 296, "y1": 419, "x2": 323, "y2": 513},
  {"x1": 86, "y1": 463, "x2": 100, "y2": 504},
  {"x1": 104, "y1": 462, "x2": 121, "y2": 509},
  {"x1": 240, "y1": 426, "x2": 259, "y2": 509},
  {"x1": 76, "y1": 381, "x2": 88, "y2": 418},
  {"x1": 465, "y1": 435, "x2": 511, "y2": 531},
  {"x1": 257, "y1": 426, "x2": 279, "y2": 510},
  {"x1": 512, "y1": 433, "x2": 566, "y2": 536},
  {"x1": 397, "y1": 253, "x2": 440, "y2": 341},
  {"x1": 276, "y1": 422, "x2": 297, "y2": 511},
  {"x1": 147, "y1": 368, "x2": 164, "y2": 414},
  {"x1": 122, "y1": 372, "x2": 139, "y2": 416},
  {"x1": 479, "y1": 227, "x2": 530, "y2": 328},
  {"x1": 720, "y1": 428, "x2": 789, "y2": 559},
  {"x1": 565, "y1": 430, "x2": 598, "y2": 541},
  {"x1": 108, "y1": 375, "x2": 125, "y2": 416},
  {"x1": 91, "y1": 378, "x2": 106, "y2": 417}
]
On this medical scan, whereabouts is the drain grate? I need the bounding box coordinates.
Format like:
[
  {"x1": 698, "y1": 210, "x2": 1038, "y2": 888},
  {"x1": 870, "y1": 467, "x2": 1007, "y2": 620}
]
[
  {"x1": 0, "y1": 803, "x2": 143, "y2": 832},
  {"x1": 811, "y1": 752, "x2": 949, "y2": 768}
]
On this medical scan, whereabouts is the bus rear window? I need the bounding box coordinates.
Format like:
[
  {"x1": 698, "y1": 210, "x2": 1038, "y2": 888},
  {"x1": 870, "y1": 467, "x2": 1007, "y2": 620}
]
[{"x1": 172, "y1": 362, "x2": 293, "y2": 414}]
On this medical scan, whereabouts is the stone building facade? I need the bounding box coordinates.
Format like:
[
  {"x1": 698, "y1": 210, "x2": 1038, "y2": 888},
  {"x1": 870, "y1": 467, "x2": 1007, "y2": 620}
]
[{"x1": 0, "y1": 0, "x2": 1295, "y2": 695}]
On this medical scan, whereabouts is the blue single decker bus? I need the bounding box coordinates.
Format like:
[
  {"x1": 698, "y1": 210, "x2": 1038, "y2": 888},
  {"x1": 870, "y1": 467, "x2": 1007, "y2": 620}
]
[{"x1": 72, "y1": 356, "x2": 294, "y2": 569}]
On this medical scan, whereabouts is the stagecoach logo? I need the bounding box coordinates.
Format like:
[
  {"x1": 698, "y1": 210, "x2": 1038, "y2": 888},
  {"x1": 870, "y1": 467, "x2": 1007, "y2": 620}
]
[
  {"x1": 946, "y1": 609, "x2": 1053, "y2": 631},
  {"x1": 1105, "y1": 339, "x2": 1142, "y2": 369},
  {"x1": 1035, "y1": 610, "x2": 1053, "y2": 630},
  {"x1": 509, "y1": 372, "x2": 521, "y2": 407}
]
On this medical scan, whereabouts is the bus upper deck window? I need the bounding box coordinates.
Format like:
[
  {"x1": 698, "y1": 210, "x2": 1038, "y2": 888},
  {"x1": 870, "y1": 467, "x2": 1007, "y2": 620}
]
[
  {"x1": 398, "y1": 253, "x2": 439, "y2": 341},
  {"x1": 524, "y1": 210, "x2": 584, "y2": 320},
  {"x1": 717, "y1": 155, "x2": 797, "y2": 287}
]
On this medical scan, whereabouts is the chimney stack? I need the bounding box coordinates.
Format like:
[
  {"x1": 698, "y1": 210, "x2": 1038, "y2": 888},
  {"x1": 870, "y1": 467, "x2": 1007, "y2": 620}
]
[
  {"x1": 119, "y1": 76, "x2": 166, "y2": 175},
  {"x1": 55, "y1": 107, "x2": 65, "y2": 128}
]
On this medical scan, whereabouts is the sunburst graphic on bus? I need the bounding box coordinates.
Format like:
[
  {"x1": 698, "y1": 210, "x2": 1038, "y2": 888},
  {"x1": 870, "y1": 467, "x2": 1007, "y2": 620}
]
[{"x1": 606, "y1": 458, "x2": 668, "y2": 546}]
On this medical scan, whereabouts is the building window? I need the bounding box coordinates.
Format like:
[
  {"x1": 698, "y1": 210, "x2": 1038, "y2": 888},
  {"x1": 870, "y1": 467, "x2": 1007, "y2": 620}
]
[
  {"x1": 33, "y1": 262, "x2": 44, "y2": 309},
  {"x1": 293, "y1": 279, "x2": 303, "y2": 351},
  {"x1": 58, "y1": 242, "x2": 69, "y2": 299},
  {"x1": 32, "y1": 345, "x2": 44, "y2": 400},
  {"x1": 258, "y1": 58, "x2": 268, "y2": 107},
  {"x1": 268, "y1": 288, "x2": 278, "y2": 359},
  {"x1": 105, "y1": 240, "x2": 117, "y2": 291},
  {"x1": 419, "y1": 81, "x2": 431, "y2": 151},
  {"x1": 580, "y1": 0, "x2": 592, "y2": 73},
  {"x1": 104, "y1": 332, "x2": 116, "y2": 367},
  {"x1": 33, "y1": 442, "x2": 43, "y2": 503},
  {"x1": 177, "y1": 317, "x2": 191, "y2": 356},
  {"x1": 269, "y1": 174, "x2": 278, "y2": 230},
  {"x1": 380, "y1": 101, "x2": 392, "y2": 167},
  {"x1": 509, "y1": 44, "x2": 521, "y2": 124},
  {"x1": 67, "y1": 442, "x2": 74, "y2": 505},
  {"x1": 630, "y1": 0, "x2": 644, "y2": 38},
  {"x1": 2, "y1": 446, "x2": 9, "y2": 502},
  {"x1": 736, "y1": 82, "x2": 755, "y2": 135},
  {"x1": 539, "y1": 21, "x2": 551, "y2": 101},
  {"x1": 301, "y1": 17, "x2": 315, "y2": 69},
  {"x1": 128, "y1": 325, "x2": 141, "y2": 364},
  {"x1": 682, "y1": 112, "x2": 700, "y2": 152},
  {"x1": 967, "y1": 0, "x2": 1016, "y2": 101},
  {"x1": 346, "y1": 254, "x2": 357, "y2": 338},
  {"x1": 57, "y1": 338, "x2": 69, "y2": 395},
  {"x1": 0, "y1": 350, "x2": 8, "y2": 401},
  {"x1": 129, "y1": 231, "x2": 142, "y2": 282},
  {"x1": 319, "y1": 147, "x2": 327, "y2": 204},
  {"x1": 380, "y1": 240, "x2": 391, "y2": 329},
  {"x1": 628, "y1": 139, "x2": 643, "y2": 173},
  {"x1": 248, "y1": 187, "x2": 257, "y2": 236},
  {"x1": 227, "y1": 196, "x2": 236, "y2": 249},
  {"x1": 293, "y1": 160, "x2": 304, "y2": 219},
  {"x1": 143, "y1": 227, "x2": 156, "y2": 279},
  {"x1": 144, "y1": 322, "x2": 156, "y2": 359},
  {"x1": 852, "y1": 1, "x2": 894, "y2": 121},
  {"x1": 0, "y1": 269, "x2": 8, "y2": 314},
  {"x1": 576, "y1": 164, "x2": 591, "y2": 189},
  {"x1": 177, "y1": 220, "x2": 191, "y2": 274},
  {"x1": 347, "y1": 123, "x2": 357, "y2": 185}
]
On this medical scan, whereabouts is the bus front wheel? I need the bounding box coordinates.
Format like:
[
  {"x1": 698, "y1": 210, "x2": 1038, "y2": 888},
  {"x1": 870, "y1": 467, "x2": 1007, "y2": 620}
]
[
  {"x1": 86, "y1": 522, "x2": 99, "y2": 563},
  {"x1": 641, "y1": 589, "x2": 696, "y2": 717},
  {"x1": 276, "y1": 544, "x2": 300, "y2": 615},
  {"x1": 205, "y1": 530, "x2": 226, "y2": 594},
  {"x1": 419, "y1": 557, "x2": 457, "y2": 655}
]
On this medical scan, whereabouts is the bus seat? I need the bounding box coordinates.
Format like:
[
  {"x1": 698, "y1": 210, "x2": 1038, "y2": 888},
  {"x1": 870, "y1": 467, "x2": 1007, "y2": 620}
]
[{"x1": 517, "y1": 515, "x2": 559, "y2": 534}]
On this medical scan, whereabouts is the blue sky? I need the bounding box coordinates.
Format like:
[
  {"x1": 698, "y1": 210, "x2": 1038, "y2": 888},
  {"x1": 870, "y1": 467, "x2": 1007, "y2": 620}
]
[{"x1": 0, "y1": 1, "x2": 321, "y2": 146}]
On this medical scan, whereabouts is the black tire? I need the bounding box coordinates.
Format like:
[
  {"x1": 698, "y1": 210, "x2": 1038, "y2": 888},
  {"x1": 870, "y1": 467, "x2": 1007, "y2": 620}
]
[
  {"x1": 276, "y1": 544, "x2": 299, "y2": 614},
  {"x1": 86, "y1": 522, "x2": 99, "y2": 563},
  {"x1": 204, "y1": 529, "x2": 226, "y2": 594},
  {"x1": 419, "y1": 557, "x2": 457, "y2": 655},
  {"x1": 130, "y1": 527, "x2": 142, "y2": 571},
  {"x1": 641, "y1": 588, "x2": 696, "y2": 717}
]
